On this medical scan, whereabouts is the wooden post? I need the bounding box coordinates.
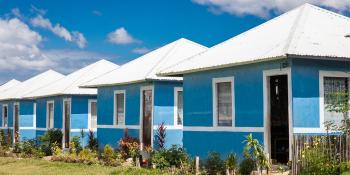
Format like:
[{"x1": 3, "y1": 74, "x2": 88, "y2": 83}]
[{"x1": 195, "y1": 156, "x2": 199, "y2": 175}]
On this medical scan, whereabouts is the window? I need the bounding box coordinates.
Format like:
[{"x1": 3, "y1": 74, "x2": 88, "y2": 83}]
[
  {"x1": 213, "y1": 77, "x2": 234, "y2": 127},
  {"x1": 323, "y1": 77, "x2": 349, "y2": 126},
  {"x1": 90, "y1": 101, "x2": 97, "y2": 129},
  {"x1": 47, "y1": 101, "x2": 54, "y2": 128},
  {"x1": 2, "y1": 105, "x2": 8, "y2": 127},
  {"x1": 174, "y1": 88, "x2": 183, "y2": 125},
  {"x1": 114, "y1": 91, "x2": 125, "y2": 125}
]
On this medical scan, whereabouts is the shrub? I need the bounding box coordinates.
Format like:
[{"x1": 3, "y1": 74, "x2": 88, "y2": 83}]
[
  {"x1": 87, "y1": 130, "x2": 98, "y2": 151},
  {"x1": 0, "y1": 130, "x2": 5, "y2": 146},
  {"x1": 156, "y1": 122, "x2": 166, "y2": 149},
  {"x1": 151, "y1": 145, "x2": 189, "y2": 170},
  {"x1": 204, "y1": 152, "x2": 225, "y2": 175},
  {"x1": 239, "y1": 158, "x2": 256, "y2": 175},
  {"x1": 299, "y1": 139, "x2": 339, "y2": 175},
  {"x1": 6, "y1": 128, "x2": 12, "y2": 147},
  {"x1": 77, "y1": 149, "x2": 98, "y2": 165},
  {"x1": 39, "y1": 129, "x2": 63, "y2": 155},
  {"x1": 225, "y1": 153, "x2": 237, "y2": 175},
  {"x1": 71, "y1": 136, "x2": 82, "y2": 154},
  {"x1": 101, "y1": 144, "x2": 122, "y2": 166},
  {"x1": 118, "y1": 128, "x2": 140, "y2": 161},
  {"x1": 151, "y1": 149, "x2": 170, "y2": 169}
]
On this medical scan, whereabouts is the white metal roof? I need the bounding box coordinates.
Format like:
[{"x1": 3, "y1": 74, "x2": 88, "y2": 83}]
[
  {"x1": 159, "y1": 3, "x2": 350, "y2": 76},
  {"x1": 0, "y1": 79, "x2": 21, "y2": 93},
  {"x1": 0, "y1": 70, "x2": 65, "y2": 100},
  {"x1": 81, "y1": 38, "x2": 207, "y2": 87},
  {"x1": 23, "y1": 59, "x2": 119, "y2": 98}
]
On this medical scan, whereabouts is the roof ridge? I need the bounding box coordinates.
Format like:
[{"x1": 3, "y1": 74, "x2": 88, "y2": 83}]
[
  {"x1": 282, "y1": 3, "x2": 307, "y2": 54},
  {"x1": 61, "y1": 62, "x2": 99, "y2": 93},
  {"x1": 307, "y1": 3, "x2": 350, "y2": 22},
  {"x1": 144, "y1": 39, "x2": 182, "y2": 79}
]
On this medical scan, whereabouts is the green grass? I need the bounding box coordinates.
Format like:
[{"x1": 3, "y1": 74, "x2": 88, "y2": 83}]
[{"x1": 0, "y1": 157, "x2": 166, "y2": 175}]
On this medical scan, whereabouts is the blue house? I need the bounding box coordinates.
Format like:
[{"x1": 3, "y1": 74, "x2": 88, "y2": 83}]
[
  {"x1": 22, "y1": 60, "x2": 119, "y2": 148},
  {"x1": 0, "y1": 70, "x2": 64, "y2": 143},
  {"x1": 159, "y1": 4, "x2": 350, "y2": 163},
  {"x1": 81, "y1": 38, "x2": 207, "y2": 150}
]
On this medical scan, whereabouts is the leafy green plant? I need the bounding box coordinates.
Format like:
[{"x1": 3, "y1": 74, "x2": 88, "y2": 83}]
[
  {"x1": 6, "y1": 128, "x2": 12, "y2": 147},
  {"x1": 151, "y1": 145, "x2": 189, "y2": 170},
  {"x1": 0, "y1": 130, "x2": 5, "y2": 146},
  {"x1": 87, "y1": 130, "x2": 98, "y2": 151},
  {"x1": 71, "y1": 136, "x2": 82, "y2": 154},
  {"x1": 300, "y1": 139, "x2": 338, "y2": 175},
  {"x1": 225, "y1": 153, "x2": 237, "y2": 175},
  {"x1": 101, "y1": 144, "x2": 122, "y2": 166},
  {"x1": 118, "y1": 128, "x2": 140, "y2": 162},
  {"x1": 239, "y1": 158, "x2": 255, "y2": 175},
  {"x1": 39, "y1": 129, "x2": 63, "y2": 155},
  {"x1": 204, "y1": 152, "x2": 225, "y2": 175},
  {"x1": 156, "y1": 122, "x2": 166, "y2": 149},
  {"x1": 243, "y1": 134, "x2": 270, "y2": 173},
  {"x1": 77, "y1": 149, "x2": 98, "y2": 165}
]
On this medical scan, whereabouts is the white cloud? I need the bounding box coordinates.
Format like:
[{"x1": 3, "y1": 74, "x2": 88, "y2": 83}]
[
  {"x1": 30, "y1": 15, "x2": 87, "y2": 48},
  {"x1": 0, "y1": 18, "x2": 48, "y2": 71},
  {"x1": 132, "y1": 47, "x2": 150, "y2": 54},
  {"x1": 107, "y1": 27, "x2": 138, "y2": 45},
  {"x1": 0, "y1": 17, "x2": 115, "y2": 84},
  {"x1": 192, "y1": 0, "x2": 350, "y2": 18}
]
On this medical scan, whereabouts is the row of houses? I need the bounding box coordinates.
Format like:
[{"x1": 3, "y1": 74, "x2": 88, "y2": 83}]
[{"x1": 0, "y1": 4, "x2": 350, "y2": 163}]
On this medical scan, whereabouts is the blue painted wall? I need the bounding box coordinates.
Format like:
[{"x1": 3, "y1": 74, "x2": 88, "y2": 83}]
[
  {"x1": 181, "y1": 59, "x2": 285, "y2": 158},
  {"x1": 97, "y1": 81, "x2": 183, "y2": 149},
  {"x1": 291, "y1": 58, "x2": 350, "y2": 128}
]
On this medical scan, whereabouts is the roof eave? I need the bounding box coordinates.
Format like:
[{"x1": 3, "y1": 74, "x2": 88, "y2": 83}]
[{"x1": 159, "y1": 55, "x2": 288, "y2": 76}]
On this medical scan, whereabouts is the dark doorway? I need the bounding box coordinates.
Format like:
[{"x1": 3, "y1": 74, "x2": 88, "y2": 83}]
[
  {"x1": 64, "y1": 100, "x2": 71, "y2": 148},
  {"x1": 269, "y1": 75, "x2": 289, "y2": 163},
  {"x1": 142, "y1": 89, "x2": 152, "y2": 149},
  {"x1": 14, "y1": 104, "x2": 19, "y2": 143}
]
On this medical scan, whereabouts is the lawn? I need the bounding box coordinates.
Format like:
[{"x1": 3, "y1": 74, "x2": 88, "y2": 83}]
[{"x1": 0, "y1": 157, "x2": 166, "y2": 175}]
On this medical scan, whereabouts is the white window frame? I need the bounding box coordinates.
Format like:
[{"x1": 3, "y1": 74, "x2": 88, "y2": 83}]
[
  {"x1": 319, "y1": 70, "x2": 350, "y2": 130},
  {"x1": 88, "y1": 99, "x2": 97, "y2": 130},
  {"x1": 2, "y1": 104, "x2": 8, "y2": 127},
  {"x1": 212, "y1": 77, "x2": 235, "y2": 127},
  {"x1": 114, "y1": 90, "x2": 126, "y2": 126},
  {"x1": 174, "y1": 87, "x2": 183, "y2": 126},
  {"x1": 46, "y1": 100, "x2": 54, "y2": 129}
]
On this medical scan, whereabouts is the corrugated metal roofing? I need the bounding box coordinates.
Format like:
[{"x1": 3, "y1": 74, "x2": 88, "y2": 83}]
[
  {"x1": 0, "y1": 79, "x2": 21, "y2": 93},
  {"x1": 159, "y1": 3, "x2": 350, "y2": 76},
  {"x1": 23, "y1": 59, "x2": 119, "y2": 98},
  {"x1": 0, "y1": 70, "x2": 65, "y2": 100},
  {"x1": 81, "y1": 38, "x2": 207, "y2": 87}
]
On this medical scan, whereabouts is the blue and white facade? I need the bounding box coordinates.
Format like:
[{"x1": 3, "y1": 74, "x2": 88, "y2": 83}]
[
  {"x1": 82, "y1": 38, "x2": 207, "y2": 150},
  {"x1": 23, "y1": 60, "x2": 119, "y2": 148},
  {"x1": 0, "y1": 70, "x2": 64, "y2": 143},
  {"x1": 159, "y1": 4, "x2": 350, "y2": 162}
]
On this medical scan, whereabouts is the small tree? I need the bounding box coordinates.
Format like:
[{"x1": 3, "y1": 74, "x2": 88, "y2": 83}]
[
  {"x1": 156, "y1": 122, "x2": 166, "y2": 149},
  {"x1": 87, "y1": 130, "x2": 98, "y2": 151},
  {"x1": 243, "y1": 134, "x2": 270, "y2": 175}
]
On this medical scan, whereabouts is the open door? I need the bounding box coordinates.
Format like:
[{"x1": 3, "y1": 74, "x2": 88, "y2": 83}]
[
  {"x1": 63, "y1": 99, "x2": 71, "y2": 148},
  {"x1": 141, "y1": 88, "x2": 152, "y2": 149},
  {"x1": 269, "y1": 75, "x2": 289, "y2": 163},
  {"x1": 13, "y1": 103, "x2": 19, "y2": 143}
]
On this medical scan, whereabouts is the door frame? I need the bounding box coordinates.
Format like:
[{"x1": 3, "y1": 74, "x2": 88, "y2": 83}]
[
  {"x1": 263, "y1": 68, "x2": 293, "y2": 160},
  {"x1": 62, "y1": 98, "x2": 71, "y2": 148},
  {"x1": 139, "y1": 85, "x2": 154, "y2": 150},
  {"x1": 88, "y1": 99, "x2": 97, "y2": 131},
  {"x1": 12, "y1": 102, "x2": 20, "y2": 144}
]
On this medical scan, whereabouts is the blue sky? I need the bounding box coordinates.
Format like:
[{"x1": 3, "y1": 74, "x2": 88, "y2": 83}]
[{"x1": 0, "y1": 0, "x2": 349, "y2": 84}]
